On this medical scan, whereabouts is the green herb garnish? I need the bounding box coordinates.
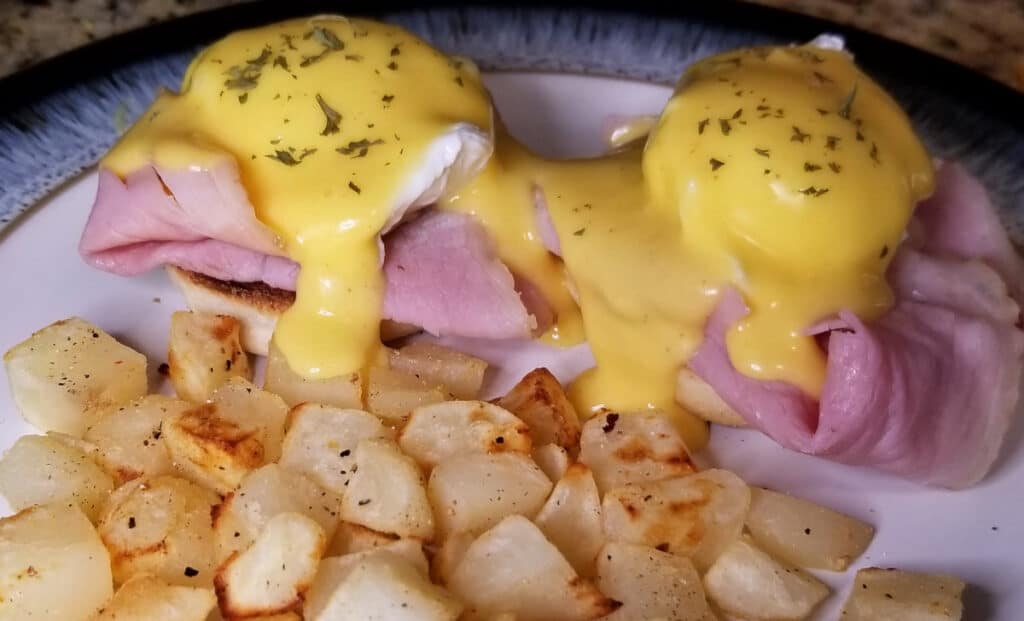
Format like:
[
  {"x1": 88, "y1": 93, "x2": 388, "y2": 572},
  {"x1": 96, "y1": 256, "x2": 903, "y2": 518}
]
[
  {"x1": 337, "y1": 138, "x2": 384, "y2": 157},
  {"x1": 316, "y1": 94, "x2": 341, "y2": 135}
]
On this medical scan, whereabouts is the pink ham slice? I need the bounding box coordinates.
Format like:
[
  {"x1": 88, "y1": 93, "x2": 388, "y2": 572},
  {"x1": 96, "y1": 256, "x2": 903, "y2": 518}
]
[
  {"x1": 689, "y1": 162, "x2": 1024, "y2": 488},
  {"x1": 80, "y1": 165, "x2": 541, "y2": 340}
]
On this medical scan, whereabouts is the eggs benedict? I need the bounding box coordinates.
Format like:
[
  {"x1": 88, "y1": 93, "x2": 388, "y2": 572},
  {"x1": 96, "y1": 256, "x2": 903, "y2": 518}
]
[
  {"x1": 91, "y1": 15, "x2": 495, "y2": 379},
  {"x1": 80, "y1": 16, "x2": 1023, "y2": 486}
]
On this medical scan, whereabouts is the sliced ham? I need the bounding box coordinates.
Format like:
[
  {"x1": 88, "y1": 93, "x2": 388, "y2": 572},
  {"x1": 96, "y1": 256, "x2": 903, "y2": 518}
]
[
  {"x1": 80, "y1": 164, "x2": 541, "y2": 340},
  {"x1": 689, "y1": 163, "x2": 1024, "y2": 488},
  {"x1": 382, "y1": 209, "x2": 537, "y2": 339}
]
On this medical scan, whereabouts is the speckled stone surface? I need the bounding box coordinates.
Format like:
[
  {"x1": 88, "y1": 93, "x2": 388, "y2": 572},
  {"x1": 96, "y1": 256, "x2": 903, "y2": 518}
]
[{"x1": 1, "y1": 0, "x2": 1022, "y2": 90}]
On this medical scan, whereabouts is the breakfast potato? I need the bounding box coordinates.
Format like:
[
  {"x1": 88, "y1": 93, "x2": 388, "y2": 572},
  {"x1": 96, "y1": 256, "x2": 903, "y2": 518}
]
[
  {"x1": 163, "y1": 403, "x2": 265, "y2": 494},
  {"x1": 0, "y1": 433, "x2": 114, "y2": 522},
  {"x1": 84, "y1": 395, "x2": 191, "y2": 484},
  {"x1": 305, "y1": 549, "x2": 462, "y2": 621},
  {"x1": 97, "y1": 475, "x2": 219, "y2": 587},
  {"x1": 279, "y1": 404, "x2": 392, "y2": 497},
  {"x1": 533, "y1": 463, "x2": 604, "y2": 577},
  {"x1": 398, "y1": 400, "x2": 531, "y2": 470},
  {"x1": 428, "y1": 452, "x2": 552, "y2": 536},
  {"x1": 92, "y1": 574, "x2": 217, "y2": 621},
  {"x1": 579, "y1": 410, "x2": 696, "y2": 494},
  {"x1": 389, "y1": 341, "x2": 487, "y2": 400},
  {"x1": 703, "y1": 536, "x2": 830, "y2": 621},
  {"x1": 365, "y1": 365, "x2": 448, "y2": 424},
  {"x1": 838, "y1": 567, "x2": 965, "y2": 620},
  {"x1": 746, "y1": 487, "x2": 875, "y2": 571},
  {"x1": 596, "y1": 542, "x2": 716, "y2": 621},
  {"x1": 430, "y1": 530, "x2": 474, "y2": 585},
  {"x1": 340, "y1": 439, "x2": 435, "y2": 540},
  {"x1": 602, "y1": 469, "x2": 750, "y2": 571},
  {"x1": 213, "y1": 464, "x2": 339, "y2": 564},
  {"x1": 264, "y1": 344, "x2": 362, "y2": 409},
  {"x1": 215, "y1": 512, "x2": 326, "y2": 619},
  {"x1": 448, "y1": 515, "x2": 616, "y2": 621},
  {"x1": 0, "y1": 503, "x2": 113, "y2": 620},
  {"x1": 497, "y1": 367, "x2": 581, "y2": 449},
  {"x1": 3, "y1": 317, "x2": 147, "y2": 436},
  {"x1": 675, "y1": 367, "x2": 747, "y2": 428},
  {"x1": 210, "y1": 377, "x2": 289, "y2": 462},
  {"x1": 168, "y1": 311, "x2": 250, "y2": 403},
  {"x1": 330, "y1": 539, "x2": 430, "y2": 576},
  {"x1": 327, "y1": 521, "x2": 393, "y2": 555},
  {"x1": 532, "y1": 443, "x2": 571, "y2": 482}
]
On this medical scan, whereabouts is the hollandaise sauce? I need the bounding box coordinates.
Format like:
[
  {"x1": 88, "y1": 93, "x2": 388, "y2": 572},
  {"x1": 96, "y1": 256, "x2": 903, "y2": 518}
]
[
  {"x1": 103, "y1": 16, "x2": 492, "y2": 378},
  {"x1": 644, "y1": 45, "x2": 934, "y2": 396}
]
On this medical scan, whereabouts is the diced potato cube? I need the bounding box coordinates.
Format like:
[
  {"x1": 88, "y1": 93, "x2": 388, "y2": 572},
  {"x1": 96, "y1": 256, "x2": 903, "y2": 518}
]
[
  {"x1": 597, "y1": 542, "x2": 716, "y2": 621},
  {"x1": 389, "y1": 341, "x2": 487, "y2": 400},
  {"x1": 602, "y1": 469, "x2": 750, "y2": 571},
  {"x1": 428, "y1": 452, "x2": 552, "y2": 537},
  {"x1": 448, "y1": 515, "x2": 616, "y2": 621},
  {"x1": 92, "y1": 574, "x2": 216, "y2": 621},
  {"x1": 163, "y1": 403, "x2": 265, "y2": 494},
  {"x1": 839, "y1": 567, "x2": 965, "y2": 621},
  {"x1": 97, "y1": 475, "x2": 219, "y2": 587},
  {"x1": 366, "y1": 365, "x2": 447, "y2": 424},
  {"x1": 497, "y1": 368, "x2": 581, "y2": 450},
  {"x1": 703, "y1": 537, "x2": 829, "y2": 621},
  {"x1": 3, "y1": 317, "x2": 147, "y2": 436},
  {"x1": 0, "y1": 434, "x2": 114, "y2": 522},
  {"x1": 264, "y1": 344, "x2": 361, "y2": 409},
  {"x1": 532, "y1": 443, "x2": 571, "y2": 483},
  {"x1": 168, "y1": 312, "x2": 250, "y2": 402},
  {"x1": 534, "y1": 463, "x2": 604, "y2": 577},
  {"x1": 430, "y1": 531, "x2": 474, "y2": 586},
  {"x1": 213, "y1": 464, "x2": 339, "y2": 565},
  {"x1": 340, "y1": 439, "x2": 434, "y2": 540},
  {"x1": 328, "y1": 539, "x2": 429, "y2": 576},
  {"x1": 215, "y1": 512, "x2": 326, "y2": 619},
  {"x1": 327, "y1": 521, "x2": 401, "y2": 557},
  {"x1": 210, "y1": 377, "x2": 288, "y2": 462},
  {"x1": 305, "y1": 549, "x2": 462, "y2": 621},
  {"x1": 85, "y1": 395, "x2": 191, "y2": 484},
  {"x1": 0, "y1": 503, "x2": 113, "y2": 620},
  {"x1": 746, "y1": 487, "x2": 874, "y2": 571},
  {"x1": 398, "y1": 401, "x2": 531, "y2": 470},
  {"x1": 675, "y1": 367, "x2": 746, "y2": 427},
  {"x1": 580, "y1": 411, "x2": 696, "y2": 494},
  {"x1": 279, "y1": 404, "x2": 392, "y2": 497}
]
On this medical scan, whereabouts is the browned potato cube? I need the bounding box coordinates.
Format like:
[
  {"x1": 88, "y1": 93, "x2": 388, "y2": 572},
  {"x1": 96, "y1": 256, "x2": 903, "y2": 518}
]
[
  {"x1": 97, "y1": 476, "x2": 219, "y2": 587},
  {"x1": 163, "y1": 404, "x2": 265, "y2": 495},
  {"x1": 497, "y1": 368, "x2": 581, "y2": 450},
  {"x1": 168, "y1": 312, "x2": 250, "y2": 403}
]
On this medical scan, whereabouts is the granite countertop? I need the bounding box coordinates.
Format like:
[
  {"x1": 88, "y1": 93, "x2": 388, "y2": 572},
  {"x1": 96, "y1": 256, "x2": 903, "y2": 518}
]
[{"x1": 1, "y1": 0, "x2": 1022, "y2": 91}]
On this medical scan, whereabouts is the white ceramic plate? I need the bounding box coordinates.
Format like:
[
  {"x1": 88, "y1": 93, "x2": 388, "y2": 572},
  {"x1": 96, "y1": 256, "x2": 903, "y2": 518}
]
[{"x1": 0, "y1": 72, "x2": 1019, "y2": 620}]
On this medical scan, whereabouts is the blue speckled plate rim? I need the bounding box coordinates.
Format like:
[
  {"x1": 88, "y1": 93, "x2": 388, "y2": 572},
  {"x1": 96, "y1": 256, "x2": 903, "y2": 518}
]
[{"x1": 0, "y1": 0, "x2": 1022, "y2": 240}]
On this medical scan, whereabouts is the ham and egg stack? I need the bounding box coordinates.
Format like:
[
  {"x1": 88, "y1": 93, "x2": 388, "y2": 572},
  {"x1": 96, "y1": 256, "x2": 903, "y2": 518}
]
[{"x1": 80, "y1": 16, "x2": 1024, "y2": 488}]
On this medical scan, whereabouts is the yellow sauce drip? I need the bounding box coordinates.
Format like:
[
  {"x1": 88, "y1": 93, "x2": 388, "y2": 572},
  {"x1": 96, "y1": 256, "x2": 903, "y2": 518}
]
[
  {"x1": 444, "y1": 136, "x2": 715, "y2": 450},
  {"x1": 103, "y1": 16, "x2": 492, "y2": 378},
  {"x1": 644, "y1": 45, "x2": 934, "y2": 395}
]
